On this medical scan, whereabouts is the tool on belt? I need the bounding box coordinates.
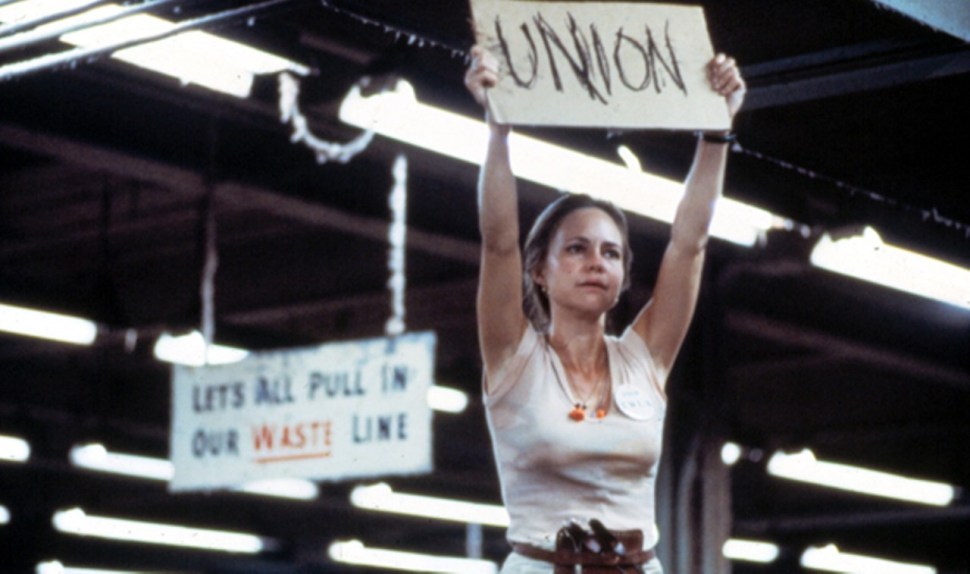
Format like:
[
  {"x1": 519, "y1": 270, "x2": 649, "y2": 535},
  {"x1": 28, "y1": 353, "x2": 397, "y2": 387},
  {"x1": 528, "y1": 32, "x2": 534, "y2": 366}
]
[{"x1": 512, "y1": 519, "x2": 656, "y2": 574}]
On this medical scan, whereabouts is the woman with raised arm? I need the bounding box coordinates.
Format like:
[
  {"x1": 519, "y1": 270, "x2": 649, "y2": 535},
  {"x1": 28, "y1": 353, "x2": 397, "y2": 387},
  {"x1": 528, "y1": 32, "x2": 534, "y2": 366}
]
[{"x1": 466, "y1": 44, "x2": 746, "y2": 574}]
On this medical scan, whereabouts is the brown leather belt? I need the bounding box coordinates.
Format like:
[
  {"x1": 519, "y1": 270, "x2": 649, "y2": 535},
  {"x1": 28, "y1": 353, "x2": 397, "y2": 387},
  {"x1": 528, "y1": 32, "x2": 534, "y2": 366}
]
[{"x1": 512, "y1": 542, "x2": 656, "y2": 573}]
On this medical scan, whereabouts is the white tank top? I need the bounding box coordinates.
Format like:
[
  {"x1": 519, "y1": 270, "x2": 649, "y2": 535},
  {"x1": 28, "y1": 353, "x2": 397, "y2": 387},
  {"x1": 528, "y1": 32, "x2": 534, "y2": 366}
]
[{"x1": 484, "y1": 326, "x2": 667, "y2": 549}]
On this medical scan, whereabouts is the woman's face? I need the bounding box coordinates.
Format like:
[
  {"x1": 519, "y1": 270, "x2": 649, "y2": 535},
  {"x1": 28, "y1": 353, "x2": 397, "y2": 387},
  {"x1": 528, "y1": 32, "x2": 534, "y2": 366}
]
[{"x1": 534, "y1": 207, "x2": 625, "y2": 320}]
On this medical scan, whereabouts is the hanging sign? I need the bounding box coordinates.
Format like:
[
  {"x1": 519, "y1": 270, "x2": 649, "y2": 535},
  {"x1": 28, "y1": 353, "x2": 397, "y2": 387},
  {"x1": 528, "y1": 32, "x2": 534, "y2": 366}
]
[
  {"x1": 169, "y1": 332, "x2": 436, "y2": 492},
  {"x1": 469, "y1": 0, "x2": 730, "y2": 130}
]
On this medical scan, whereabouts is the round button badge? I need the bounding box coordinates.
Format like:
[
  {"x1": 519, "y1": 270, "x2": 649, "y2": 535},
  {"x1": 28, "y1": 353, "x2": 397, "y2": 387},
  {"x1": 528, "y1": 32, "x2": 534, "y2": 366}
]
[{"x1": 613, "y1": 384, "x2": 655, "y2": 420}]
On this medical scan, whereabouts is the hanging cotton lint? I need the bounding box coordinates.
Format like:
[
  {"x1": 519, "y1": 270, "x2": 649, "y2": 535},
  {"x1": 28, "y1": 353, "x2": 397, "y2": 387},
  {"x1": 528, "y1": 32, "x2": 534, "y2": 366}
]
[
  {"x1": 278, "y1": 72, "x2": 373, "y2": 163},
  {"x1": 385, "y1": 155, "x2": 407, "y2": 337}
]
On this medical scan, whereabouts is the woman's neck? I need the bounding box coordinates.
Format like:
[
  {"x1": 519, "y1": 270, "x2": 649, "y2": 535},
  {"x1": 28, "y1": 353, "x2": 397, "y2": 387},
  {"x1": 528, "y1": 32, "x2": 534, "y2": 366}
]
[{"x1": 546, "y1": 319, "x2": 607, "y2": 377}]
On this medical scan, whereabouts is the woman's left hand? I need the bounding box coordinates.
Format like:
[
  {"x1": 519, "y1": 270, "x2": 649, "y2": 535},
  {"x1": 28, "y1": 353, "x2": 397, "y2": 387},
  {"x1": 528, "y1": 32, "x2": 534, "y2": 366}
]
[{"x1": 708, "y1": 53, "x2": 746, "y2": 120}]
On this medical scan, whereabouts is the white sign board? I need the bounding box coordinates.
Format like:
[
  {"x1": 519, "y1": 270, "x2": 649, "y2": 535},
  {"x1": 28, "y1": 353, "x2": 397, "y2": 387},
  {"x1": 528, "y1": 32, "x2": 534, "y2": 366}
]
[
  {"x1": 169, "y1": 332, "x2": 435, "y2": 492},
  {"x1": 470, "y1": 0, "x2": 730, "y2": 130}
]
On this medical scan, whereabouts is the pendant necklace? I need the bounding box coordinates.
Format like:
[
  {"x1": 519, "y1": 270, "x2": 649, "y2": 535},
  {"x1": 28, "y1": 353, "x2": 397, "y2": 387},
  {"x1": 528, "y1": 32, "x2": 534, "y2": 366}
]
[
  {"x1": 555, "y1": 352, "x2": 609, "y2": 422},
  {"x1": 546, "y1": 335, "x2": 610, "y2": 422},
  {"x1": 567, "y1": 375, "x2": 607, "y2": 422}
]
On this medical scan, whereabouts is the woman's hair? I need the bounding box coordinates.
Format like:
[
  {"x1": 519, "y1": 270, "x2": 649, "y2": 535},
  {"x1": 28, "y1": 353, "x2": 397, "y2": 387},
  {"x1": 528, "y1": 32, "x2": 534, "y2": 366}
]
[{"x1": 522, "y1": 193, "x2": 633, "y2": 331}]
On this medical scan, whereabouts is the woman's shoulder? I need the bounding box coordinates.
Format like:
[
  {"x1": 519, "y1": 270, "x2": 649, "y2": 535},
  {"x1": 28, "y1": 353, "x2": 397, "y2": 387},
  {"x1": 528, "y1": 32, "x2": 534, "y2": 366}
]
[
  {"x1": 484, "y1": 324, "x2": 548, "y2": 401},
  {"x1": 609, "y1": 326, "x2": 651, "y2": 360},
  {"x1": 609, "y1": 327, "x2": 666, "y2": 401}
]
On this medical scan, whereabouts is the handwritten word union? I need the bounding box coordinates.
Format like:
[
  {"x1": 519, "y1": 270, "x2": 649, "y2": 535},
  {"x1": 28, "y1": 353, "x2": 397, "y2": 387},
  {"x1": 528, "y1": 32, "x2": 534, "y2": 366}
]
[{"x1": 492, "y1": 12, "x2": 687, "y2": 104}]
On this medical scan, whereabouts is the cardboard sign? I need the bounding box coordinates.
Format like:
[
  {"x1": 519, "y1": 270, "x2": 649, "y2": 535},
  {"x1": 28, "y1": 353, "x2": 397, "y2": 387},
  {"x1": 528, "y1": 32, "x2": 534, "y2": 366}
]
[
  {"x1": 169, "y1": 332, "x2": 435, "y2": 492},
  {"x1": 469, "y1": 0, "x2": 730, "y2": 130}
]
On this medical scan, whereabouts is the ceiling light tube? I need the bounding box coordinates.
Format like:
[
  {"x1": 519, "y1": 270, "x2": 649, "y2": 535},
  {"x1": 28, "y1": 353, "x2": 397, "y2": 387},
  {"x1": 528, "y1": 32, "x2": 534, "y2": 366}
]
[
  {"x1": 767, "y1": 449, "x2": 956, "y2": 506},
  {"x1": 0, "y1": 302, "x2": 97, "y2": 345},
  {"x1": 339, "y1": 80, "x2": 783, "y2": 247},
  {"x1": 720, "y1": 441, "x2": 742, "y2": 466},
  {"x1": 328, "y1": 539, "x2": 498, "y2": 574},
  {"x1": 52, "y1": 507, "x2": 274, "y2": 553},
  {"x1": 350, "y1": 482, "x2": 509, "y2": 527},
  {"x1": 233, "y1": 478, "x2": 319, "y2": 501},
  {"x1": 36, "y1": 561, "x2": 179, "y2": 574},
  {"x1": 426, "y1": 385, "x2": 469, "y2": 413},
  {"x1": 801, "y1": 544, "x2": 936, "y2": 574},
  {"x1": 0, "y1": 504, "x2": 10, "y2": 525},
  {"x1": 811, "y1": 226, "x2": 970, "y2": 309},
  {"x1": 0, "y1": 0, "x2": 180, "y2": 54},
  {"x1": 69, "y1": 443, "x2": 319, "y2": 500},
  {"x1": 0, "y1": 434, "x2": 31, "y2": 462},
  {"x1": 70, "y1": 443, "x2": 173, "y2": 481},
  {"x1": 722, "y1": 538, "x2": 780, "y2": 563},
  {"x1": 0, "y1": 0, "x2": 102, "y2": 35},
  {"x1": 153, "y1": 330, "x2": 249, "y2": 366},
  {"x1": 0, "y1": 2, "x2": 308, "y2": 97}
]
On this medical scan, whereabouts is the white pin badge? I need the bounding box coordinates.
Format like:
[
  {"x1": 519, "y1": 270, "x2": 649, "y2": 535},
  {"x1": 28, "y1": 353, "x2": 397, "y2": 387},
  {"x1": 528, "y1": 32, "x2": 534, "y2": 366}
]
[{"x1": 614, "y1": 384, "x2": 655, "y2": 420}]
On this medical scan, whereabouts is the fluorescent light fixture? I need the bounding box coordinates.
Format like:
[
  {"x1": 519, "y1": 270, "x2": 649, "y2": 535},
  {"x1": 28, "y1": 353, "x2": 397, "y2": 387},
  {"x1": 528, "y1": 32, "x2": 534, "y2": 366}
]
[
  {"x1": 0, "y1": 504, "x2": 10, "y2": 525},
  {"x1": 234, "y1": 478, "x2": 319, "y2": 501},
  {"x1": 52, "y1": 507, "x2": 273, "y2": 553},
  {"x1": 329, "y1": 539, "x2": 498, "y2": 574},
  {"x1": 350, "y1": 482, "x2": 510, "y2": 527},
  {"x1": 720, "y1": 441, "x2": 742, "y2": 466},
  {"x1": 70, "y1": 443, "x2": 173, "y2": 480},
  {"x1": 0, "y1": 1, "x2": 307, "y2": 98},
  {"x1": 0, "y1": 434, "x2": 31, "y2": 462},
  {"x1": 801, "y1": 544, "x2": 936, "y2": 574},
  {"x1": 339, "y1": 80, "x2": 783, "y2": 247},
  {"x1": 426, "y1": 385, "x2": 469, "y2": 413},
  {"x1": 0, "y1": 302, "x2": 97, "y2": 345},
  {"x1": 722, "y1": 538, "x2": 780, "y2": 563},
  {"x1": 36, "y1": 561, "x2": 179, "y2": 574},
  {"x1": 69, "y1": 443, "x2": 319, "y2": 500},
  {"x1": 153, "y1": 330, "x2": 249, "y2": 366},
  {"x1": 767, "y1": 449, "x2": 956, "y2": 506},
  {"x1": 811, "y1": 226, "x2": 970, "y2": 309}
]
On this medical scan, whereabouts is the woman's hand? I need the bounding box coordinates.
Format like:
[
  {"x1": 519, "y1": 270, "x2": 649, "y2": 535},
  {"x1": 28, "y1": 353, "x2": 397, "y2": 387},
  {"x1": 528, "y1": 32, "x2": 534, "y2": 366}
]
[
  {"x1": 464, "y1": 45, "x2": 500, "y2": 108},
  {"x1": 464, "y1": 45, "x2": 509, "y2": 133},
  {"x1": 708, "y1": 53, "x2": 746, "y2": 120}
]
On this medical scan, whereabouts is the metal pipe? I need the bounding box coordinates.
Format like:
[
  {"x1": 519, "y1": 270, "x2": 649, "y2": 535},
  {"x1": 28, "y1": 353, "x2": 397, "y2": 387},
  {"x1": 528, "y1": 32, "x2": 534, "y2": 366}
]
[
  {"x1": 0, "y1": 0, "x2": 182, "y2": 55},
  {"x1": 0, "y1": 0, "x2": 300, "y2": 83},
  {"x1": 0, "y1": 0, "x2": 109, "y2": 38}
]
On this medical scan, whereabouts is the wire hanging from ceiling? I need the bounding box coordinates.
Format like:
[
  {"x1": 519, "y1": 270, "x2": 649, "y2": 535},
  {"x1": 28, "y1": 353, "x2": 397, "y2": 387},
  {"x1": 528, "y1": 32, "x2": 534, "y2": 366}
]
[
  {"x1": 317, "y1": 0, "x2": 468, "y2": 60},
  {"x1": 199, "y1": 121, "x2": 219, "y2": 362},
  {"x1": 731, "y1": 143, "x2": 970, "y2": 240}
]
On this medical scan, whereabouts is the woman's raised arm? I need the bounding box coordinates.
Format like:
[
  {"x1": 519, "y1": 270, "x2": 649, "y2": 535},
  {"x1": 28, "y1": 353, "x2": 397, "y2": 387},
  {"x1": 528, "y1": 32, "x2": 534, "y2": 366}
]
[
  {"x1": 631, "y1": 54, "x2": 746, "y2": 383},
  {"x1": 466, "y1": 46, "x2": 529, "y2": 386}
]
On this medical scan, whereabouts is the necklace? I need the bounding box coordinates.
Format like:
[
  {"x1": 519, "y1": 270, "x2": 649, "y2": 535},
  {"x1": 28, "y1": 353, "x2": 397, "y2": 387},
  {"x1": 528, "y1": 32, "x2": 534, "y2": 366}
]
[
  {"x1": 567, "y1": 374, "x2": 607, "y2": 422},
  {"x1": 549, "y1": 342, "x2": 609, "y2": 422}
]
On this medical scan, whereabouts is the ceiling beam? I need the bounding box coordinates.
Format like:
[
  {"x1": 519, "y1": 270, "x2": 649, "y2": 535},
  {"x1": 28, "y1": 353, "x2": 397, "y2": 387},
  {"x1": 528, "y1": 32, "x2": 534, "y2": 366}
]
[
  {"x1": 736, "y1": 503, "x2": 970, "y2": 534},
  {"x1": 0, "y1": 122, "x2": 479, "y2": 265},
  {"x1": 726, "y1": 310, "x2": 970, "y2": 390},
  {"x1": 744, "y1": 41, "x2": 970, "y2": 109}
]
